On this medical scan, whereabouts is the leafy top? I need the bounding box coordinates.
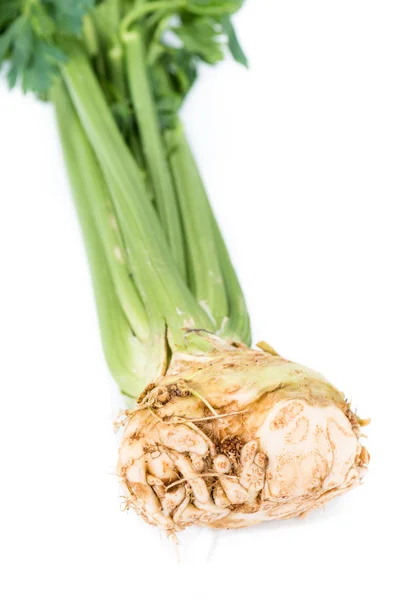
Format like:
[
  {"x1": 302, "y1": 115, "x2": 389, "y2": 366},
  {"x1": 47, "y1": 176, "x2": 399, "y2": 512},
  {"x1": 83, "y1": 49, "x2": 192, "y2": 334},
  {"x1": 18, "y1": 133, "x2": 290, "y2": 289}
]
[
  {"x1": 0, "y1": 0, "x2": 96, "y2": 95},
  {"x1": 143, "y1": 3, "x2": 248, "y2": 129},
  {"x1": 0, "y1": 0, "x2": 247, "y2": 102}
]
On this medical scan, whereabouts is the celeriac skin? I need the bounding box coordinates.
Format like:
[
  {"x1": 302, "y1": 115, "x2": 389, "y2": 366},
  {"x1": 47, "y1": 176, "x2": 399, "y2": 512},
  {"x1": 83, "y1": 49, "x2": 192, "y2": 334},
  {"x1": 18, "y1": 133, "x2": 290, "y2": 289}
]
[{"x1": 117, "y1": 334, "x2": 369, "y2": 533}]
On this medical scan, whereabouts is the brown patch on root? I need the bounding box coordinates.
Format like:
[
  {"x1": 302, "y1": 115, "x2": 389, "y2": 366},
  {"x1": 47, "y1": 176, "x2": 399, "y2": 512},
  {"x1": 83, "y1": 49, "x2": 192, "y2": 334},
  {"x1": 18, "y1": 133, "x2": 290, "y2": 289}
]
[
  {"x1": 230, "y1": 501, "x2": 261, "y2": 515},
  {"x1": 357, "y1": 446, "x2": 370, "y2": 467},
  {"x1": 139, "y1": 379, "x2": 191, "y2": 407},
  {"x1": 344, "y1": 402, "x2": 370, "y2": 436},
  {"x1": 345, "y1": 403, "x2": 360, "y2": 431},
  {"x1": 271, "y1": 400, "x2": 304, "y2": 430},
  {"x1": 137, "y1": 383, "x2": 156, "y2": 404},
  {"x1": 167, "y1": 380, "x2": 191, "y2": 398},
  {"x1": 219, "y1": 436, "x2": 245, "y2": 465}
]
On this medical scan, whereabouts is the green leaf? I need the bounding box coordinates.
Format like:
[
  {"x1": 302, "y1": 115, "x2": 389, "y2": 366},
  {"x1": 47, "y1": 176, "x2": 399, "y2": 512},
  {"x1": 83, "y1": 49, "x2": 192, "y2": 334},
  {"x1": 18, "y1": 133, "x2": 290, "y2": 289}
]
[
  {"x1": 22, "y1": 41, "x2": 67, "y2": 94},
  {"x1": 43, "y1": 0, "x2": 97, "y2": 35},
  {"x1": 13, "y1": 20, "x2": 34, "y2": 68},
  {"x1": 187, "y1": 0, "x2": 244, "y2": 17},
  {"x1": 148, "y1": 47, "x2": 198, "y2": 129},
  {"x1": 0, "y1": 1, "x2": 20, "y2": 32},
  {"x1": 221, "y1": 15, "x2": 247, "y2": 67},
  {"x1": 30, "y1": 4, "x2": 56, "y2": 39},
  {"x1": 0, "y1": 16, "x2": 19, "y2": 61},
  {"x1": 175, "y1": 17, "x2": 224, "y2": 65},
  {"x1": 41, "y1": 42, "x2": 67, "y2": 63},
  {"x1": 173, "y1": 49, "x2": 198, "y2": 95},
  {"x1": 0, "y1": 0, "x2": 96, "y2": 95},
  {"x1": 6, "y1": 61, "x2": 18, "y2": 87}
]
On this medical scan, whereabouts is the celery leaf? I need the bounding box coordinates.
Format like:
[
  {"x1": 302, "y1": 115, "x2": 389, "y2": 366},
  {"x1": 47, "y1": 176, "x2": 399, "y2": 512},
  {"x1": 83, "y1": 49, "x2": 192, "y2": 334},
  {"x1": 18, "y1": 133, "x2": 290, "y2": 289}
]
[{"x1": 0, "y1": 0, "x2": 97, "y2": 96}]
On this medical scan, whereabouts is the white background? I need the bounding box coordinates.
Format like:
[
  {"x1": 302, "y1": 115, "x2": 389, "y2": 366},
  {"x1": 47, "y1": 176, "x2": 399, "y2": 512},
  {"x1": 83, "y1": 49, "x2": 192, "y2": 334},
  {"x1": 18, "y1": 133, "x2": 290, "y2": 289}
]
[{"x1": 0, "y1": 1, "x2": 399, "y2": 598}]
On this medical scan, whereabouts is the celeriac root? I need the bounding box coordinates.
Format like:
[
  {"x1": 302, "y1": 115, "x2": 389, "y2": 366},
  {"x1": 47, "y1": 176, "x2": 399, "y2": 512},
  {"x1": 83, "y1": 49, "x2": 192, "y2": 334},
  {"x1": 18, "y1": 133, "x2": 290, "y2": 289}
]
[{"x1": 117, "y1": 338, "x2": 369, "y2": 532}]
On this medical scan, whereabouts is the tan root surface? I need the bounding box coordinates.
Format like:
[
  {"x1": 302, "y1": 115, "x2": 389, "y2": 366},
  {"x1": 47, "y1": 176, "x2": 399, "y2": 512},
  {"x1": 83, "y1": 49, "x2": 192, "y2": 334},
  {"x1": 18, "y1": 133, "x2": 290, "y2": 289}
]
[{"x1": 117, "y1": 342, "x2": 369, "y2": 532}]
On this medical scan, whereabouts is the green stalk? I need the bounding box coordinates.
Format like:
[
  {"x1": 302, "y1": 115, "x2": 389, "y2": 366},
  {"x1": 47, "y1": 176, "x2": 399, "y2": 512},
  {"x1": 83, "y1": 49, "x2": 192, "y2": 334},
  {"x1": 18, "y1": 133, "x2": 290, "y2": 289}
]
[
  {"x1": 120, "y1": 1, "x2": 186, "y2": 34},
  {"x1": 128, "y1": 126, "x2": 147, "y2": 170},
  {"x1": 52, "y1": 80, "x2": 149, "y2": 398},
  {"x1": 92, "y1": 3, "x2": 144, "y2": 164},
  {"x1": 210, "y1": 210, "x2": 251, "y2": 345},
  {"x1": 165, "y1": 124, "x2": 229, "y2": 329},
  {"x1": 82, "y1": 15, "x2": 99, "y2": 57},
  {"x1": 107, "y1": 0, "x2": 121, "y2": 24},
  {"x1": 93, "y1": 1, "x2": 128, "y2": 100},
  {"x1": 120, "y1": 3, "x2": 250, "y2": 343},
  {"x1": 58, "y1": 103, "x2": 150, "y2": 342},
  {"x1": 167, "y1": 126, "x2": 251, "y2": 345},
  {"x1": 61, "y1": 44, "x2": 213, "y2": 349},
  {"x1": 108, "y1": 44, "x2": 128, "y2": 99},
  {"x1": 123, "y1": 28, "x2": 186, "y2": 279}
]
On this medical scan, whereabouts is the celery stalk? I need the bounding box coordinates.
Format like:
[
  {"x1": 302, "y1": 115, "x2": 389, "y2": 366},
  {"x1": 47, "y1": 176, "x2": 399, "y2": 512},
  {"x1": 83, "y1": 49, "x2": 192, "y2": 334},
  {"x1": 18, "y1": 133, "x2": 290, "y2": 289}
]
[
  {"x1": 124, "y1": 29, "x2": 187, "y2": 279},
  {"x1": 52, "y1": 81, "x2": 149, "y2": 397},
  {"x1": 62, "y1": 45, "x2": 214, "y2": 349},
  {"x1": 166, "y1": 125, "x2": 251, "y2": 344}
]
